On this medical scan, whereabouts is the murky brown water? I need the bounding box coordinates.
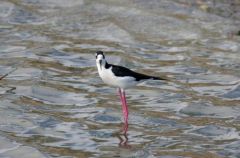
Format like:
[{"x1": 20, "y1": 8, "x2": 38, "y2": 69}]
[{"x1": 0, "y1": 0, "x2": 240, "y2": 158}]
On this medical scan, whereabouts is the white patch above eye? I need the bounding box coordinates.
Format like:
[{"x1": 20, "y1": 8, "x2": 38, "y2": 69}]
[{"x1": 97, "y1": 54, "x2": 104, "y2": 60}]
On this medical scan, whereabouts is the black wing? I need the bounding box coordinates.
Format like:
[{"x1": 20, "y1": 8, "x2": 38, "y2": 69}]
[{"x1": 110, "y1": 64, "x2": 165, "y2": 81}]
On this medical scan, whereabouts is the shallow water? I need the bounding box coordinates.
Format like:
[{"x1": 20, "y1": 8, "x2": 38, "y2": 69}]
[{"x1": 0, "y1": 0, "x2": 240, "y2": 158}]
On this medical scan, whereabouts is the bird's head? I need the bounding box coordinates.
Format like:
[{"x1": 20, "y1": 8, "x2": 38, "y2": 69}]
[{"x1": 96, "y1": 51, "x2": 106, "y2": 69}]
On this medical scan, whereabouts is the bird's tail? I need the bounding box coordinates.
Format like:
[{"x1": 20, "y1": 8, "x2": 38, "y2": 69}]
[
  {"x1": 151, "y1": 76, "x2": 168, "y2": 81},
  {"x1": 136, "y1": 72, "x2": 168, "y2": 81}
]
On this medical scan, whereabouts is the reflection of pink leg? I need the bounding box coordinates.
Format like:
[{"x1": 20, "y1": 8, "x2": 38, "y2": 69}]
[{"x1": 117, "y1": 133, "x2": 131, "y2": 148}]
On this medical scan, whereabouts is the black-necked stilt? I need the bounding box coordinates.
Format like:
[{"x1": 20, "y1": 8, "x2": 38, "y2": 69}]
[{"x1": 96, "y1": 51, "x2": 166, "y2": 132}]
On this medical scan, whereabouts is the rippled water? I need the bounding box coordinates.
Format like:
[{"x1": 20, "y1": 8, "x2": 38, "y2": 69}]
[{"x1": 0, "y1": 0, "x2": 240, "y2": 157}]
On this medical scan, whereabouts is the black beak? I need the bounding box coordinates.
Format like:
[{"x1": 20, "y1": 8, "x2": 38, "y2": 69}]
[{"x1": 99, "y1": 60, "x2": 102, "y2": 70}]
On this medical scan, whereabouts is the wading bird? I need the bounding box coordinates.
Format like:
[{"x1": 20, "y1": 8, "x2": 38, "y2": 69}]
[{"x1": 96, "y1": 51, "x2": 166, "y2": 133}]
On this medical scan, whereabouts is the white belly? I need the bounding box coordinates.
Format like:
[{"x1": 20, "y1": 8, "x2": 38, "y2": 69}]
[{"x1": 99, "y1": 67, "x2": 137, "y2": 89}]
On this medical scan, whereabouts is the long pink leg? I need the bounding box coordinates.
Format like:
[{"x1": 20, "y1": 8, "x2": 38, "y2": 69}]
[
  {"x1": 118, "y1": 89, "x2": 129, "y2": 123},
  {"x1": 122, "y1": 90, "x2": 129, "y2": 124},
  {"x1": 118, "y1": 88, "x2": 126, "y2": 118},
  {"x1": 118, "y1": 88, "x2": 129, "y2": 134}
]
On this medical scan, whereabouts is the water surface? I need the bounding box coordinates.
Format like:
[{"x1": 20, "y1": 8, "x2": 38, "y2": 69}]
[{"x1": 0, "y1": 0, "x2": 240, "y2": 158}]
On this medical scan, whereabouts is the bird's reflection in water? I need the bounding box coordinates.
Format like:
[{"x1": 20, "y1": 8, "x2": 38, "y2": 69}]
[
  {"x1": 117, "y1": 133, "x2": 130, "y2": 148},
  {"x1": 112, "y1": 122, "x2": 131, "y2": 148}
]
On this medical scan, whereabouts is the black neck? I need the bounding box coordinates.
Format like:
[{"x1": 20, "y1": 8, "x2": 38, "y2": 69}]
[{"x1": 105, "y1": 61, "x2": 111, "y2": 69}]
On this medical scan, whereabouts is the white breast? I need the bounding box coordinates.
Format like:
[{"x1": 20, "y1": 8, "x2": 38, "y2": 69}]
[{"x1": 98, "y1": 65, "x2": 137, "y2": 89}]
